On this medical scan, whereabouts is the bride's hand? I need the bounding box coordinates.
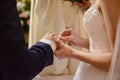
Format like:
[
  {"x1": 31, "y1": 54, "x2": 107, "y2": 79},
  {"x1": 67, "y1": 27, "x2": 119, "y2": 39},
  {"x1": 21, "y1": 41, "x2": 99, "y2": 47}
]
[
  {"x1": 54, "y1": 39, "x2": 74, "y2": 59},
  {"x1": 58, "y1": 28, "x2": 85, "y2": 47}
]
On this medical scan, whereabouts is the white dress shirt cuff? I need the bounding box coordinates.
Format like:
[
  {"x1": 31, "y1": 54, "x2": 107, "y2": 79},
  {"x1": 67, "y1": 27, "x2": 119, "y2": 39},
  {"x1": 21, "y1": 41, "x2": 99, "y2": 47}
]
[{"x1": 40, "y1": 39, "x2": 56, "y2": 52}]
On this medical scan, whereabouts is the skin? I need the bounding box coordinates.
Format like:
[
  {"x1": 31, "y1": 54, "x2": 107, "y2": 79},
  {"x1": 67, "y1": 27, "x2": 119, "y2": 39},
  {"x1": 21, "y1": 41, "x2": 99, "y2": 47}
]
[
  {"x1": 42, "y1": 32, "x2": 58, "y2": 48},
  {"x1": 55, "y1": 0, "x2": 120, "y2": 71},
  {"x1": 58, "y1": 28, "x2": 89, "y2": 49}
]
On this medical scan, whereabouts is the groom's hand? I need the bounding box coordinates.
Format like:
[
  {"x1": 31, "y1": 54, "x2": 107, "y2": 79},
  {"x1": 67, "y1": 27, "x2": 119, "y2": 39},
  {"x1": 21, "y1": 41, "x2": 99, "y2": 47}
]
[{"x1": 41, "y1": 32, "x2": 58, "y2": 52}]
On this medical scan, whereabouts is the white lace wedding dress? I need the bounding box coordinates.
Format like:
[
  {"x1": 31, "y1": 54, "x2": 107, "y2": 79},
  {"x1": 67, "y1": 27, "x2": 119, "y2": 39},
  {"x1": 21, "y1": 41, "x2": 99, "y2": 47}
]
[{"x1": 73, "y1": 5, "x2": 111, "y2": 80}]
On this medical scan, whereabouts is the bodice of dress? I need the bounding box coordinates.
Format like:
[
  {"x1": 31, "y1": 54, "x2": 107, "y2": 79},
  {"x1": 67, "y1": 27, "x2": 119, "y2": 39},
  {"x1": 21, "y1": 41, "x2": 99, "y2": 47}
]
[
  {"x1": 83, "y1": 5, "x2": 111, "y2": 53},
  {"x1": 74, "y1": 5, "x2": 111, "y2": 80}
]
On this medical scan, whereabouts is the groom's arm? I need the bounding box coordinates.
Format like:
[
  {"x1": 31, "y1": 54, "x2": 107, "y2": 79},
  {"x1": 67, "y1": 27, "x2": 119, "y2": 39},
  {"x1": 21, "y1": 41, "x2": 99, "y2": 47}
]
[
  {"x1": 19, "y1": 33, "x2": 57, "y2": 79},
  {"x1": 0, "y1": 32, "x2": 57, "y2": 80}
]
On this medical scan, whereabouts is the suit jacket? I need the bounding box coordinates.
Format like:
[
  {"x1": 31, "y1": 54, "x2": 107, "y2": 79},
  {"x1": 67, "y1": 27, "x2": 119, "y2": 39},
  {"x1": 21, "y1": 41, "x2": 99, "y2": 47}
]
[{"x1": 0, "y1": 0, "x2": 53, "y2": 80}]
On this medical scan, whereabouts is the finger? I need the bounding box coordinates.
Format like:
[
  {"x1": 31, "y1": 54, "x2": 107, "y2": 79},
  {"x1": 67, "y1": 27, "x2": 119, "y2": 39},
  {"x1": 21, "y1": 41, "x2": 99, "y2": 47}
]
[
  {"x1": 56, "y1": 39, "x2": 64, "y2": 47},
  {"x1": 56, "y1": 39, "x2": 68, "y2": 49},
  {"x1": 56, "y1": 36, "x2": 73, "y2": 45},
  {"x1": 59, "y1": 30, "x2": 68, "y2": 37},
  {"x1": 61, "y1": 36, "x2": 73, "y2": 42},
  {"x1": 59, "y1": 28, "x2": 72, "y2": 37}
]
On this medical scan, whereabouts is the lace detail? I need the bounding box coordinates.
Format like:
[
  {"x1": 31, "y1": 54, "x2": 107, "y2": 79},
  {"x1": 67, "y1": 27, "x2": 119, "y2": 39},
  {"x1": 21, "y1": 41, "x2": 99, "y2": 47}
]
[{"x1": 83, "y1": 5, "x2": 111, "y2": 53}]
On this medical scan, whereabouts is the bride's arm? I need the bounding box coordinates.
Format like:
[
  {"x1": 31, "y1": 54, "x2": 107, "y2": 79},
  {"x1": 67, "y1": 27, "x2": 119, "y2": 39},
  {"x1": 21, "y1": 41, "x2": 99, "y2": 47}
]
[
  {"x1": 72, "y1": 49, "x2": 112, "y2": 71},
  {"x1": 55, "y1": 39, "x2": 112, "y2": 71}
]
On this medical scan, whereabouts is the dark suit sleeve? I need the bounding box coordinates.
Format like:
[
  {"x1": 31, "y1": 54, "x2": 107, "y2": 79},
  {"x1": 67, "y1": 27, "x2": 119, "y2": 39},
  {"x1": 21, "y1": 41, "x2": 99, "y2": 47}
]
[
  {"x1": 0, "y1": 0, "x2": 54, "y2": 80},
  {"x1": 0, "y1": 41, "x2": 54, "y2": 80},
  {"x1": 14, "y1": 42, "x2": 54, "y2": 80}
]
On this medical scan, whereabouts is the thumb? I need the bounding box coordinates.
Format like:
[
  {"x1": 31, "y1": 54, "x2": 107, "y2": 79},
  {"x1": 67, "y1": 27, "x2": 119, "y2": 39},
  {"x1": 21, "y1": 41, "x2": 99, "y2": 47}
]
[{"x1": 59, "y1": 28, "x2": 73, "y2": 37}]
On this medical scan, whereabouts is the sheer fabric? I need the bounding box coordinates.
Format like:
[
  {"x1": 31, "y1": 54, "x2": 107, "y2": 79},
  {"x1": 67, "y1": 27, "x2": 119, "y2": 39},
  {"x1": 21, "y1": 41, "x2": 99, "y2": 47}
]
[{"x1": 106, "y1": 16, "x2": 120, "y2": 80}]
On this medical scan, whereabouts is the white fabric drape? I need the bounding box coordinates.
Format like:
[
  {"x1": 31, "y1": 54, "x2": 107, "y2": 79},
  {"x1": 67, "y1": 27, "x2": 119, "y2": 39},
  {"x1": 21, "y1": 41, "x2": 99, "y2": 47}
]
[
  {"x1": 106, "y1": 16, "x2": 120, "y2": 80},
  {"x1": 29, "y1": 0, "x2": 68, "y2": 75}
]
